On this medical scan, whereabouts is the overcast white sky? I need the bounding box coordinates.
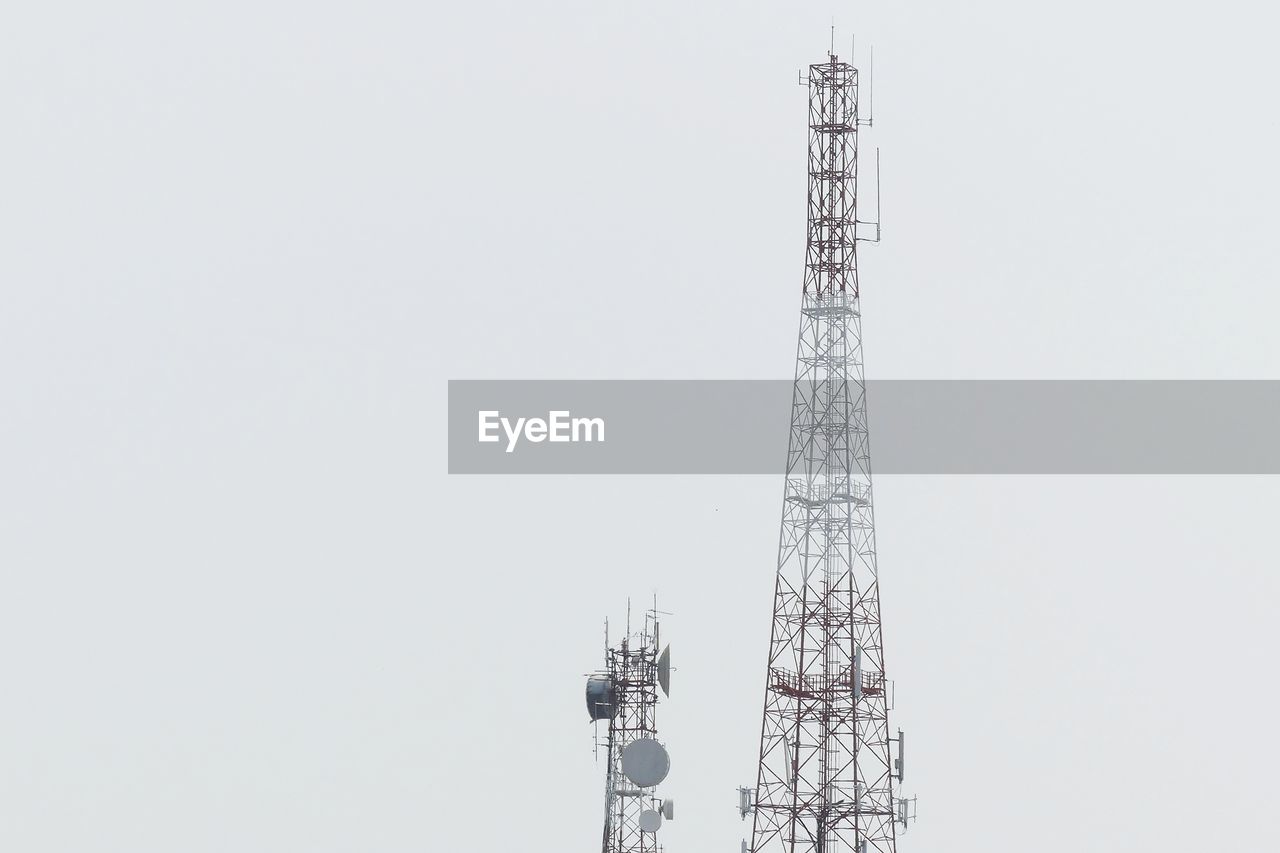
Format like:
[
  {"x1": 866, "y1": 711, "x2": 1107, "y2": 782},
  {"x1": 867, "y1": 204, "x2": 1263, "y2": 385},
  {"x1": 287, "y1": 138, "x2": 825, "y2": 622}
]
[{"x1": 3, "y1": 1, "x2": 1279, "y2": 851}]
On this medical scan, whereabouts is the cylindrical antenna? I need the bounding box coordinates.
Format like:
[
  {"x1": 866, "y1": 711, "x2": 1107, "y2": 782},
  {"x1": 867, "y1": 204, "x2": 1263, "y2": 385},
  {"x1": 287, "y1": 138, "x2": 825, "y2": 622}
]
[
  {"x1": 877, "y1": 147, "x2": 883, "y2": 240},
  {"x1": 869, "y1": 45, "x2": 875, "y2": 125}
]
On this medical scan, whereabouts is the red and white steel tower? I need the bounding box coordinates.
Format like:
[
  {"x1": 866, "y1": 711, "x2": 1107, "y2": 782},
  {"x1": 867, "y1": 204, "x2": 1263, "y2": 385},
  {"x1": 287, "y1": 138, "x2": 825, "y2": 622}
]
[
  {"x1": 588, "y1": 604, "x2": 674, "y2": 853},
  {"x1": 740, "y1": 50, "x2": 915, "y2": 853}
]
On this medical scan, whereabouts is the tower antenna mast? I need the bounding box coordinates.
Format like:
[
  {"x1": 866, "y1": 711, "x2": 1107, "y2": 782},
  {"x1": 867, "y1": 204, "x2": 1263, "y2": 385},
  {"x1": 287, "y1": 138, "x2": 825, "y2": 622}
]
[
  {"x1": 587, "y1": 600, "x2": 675, "y2": 852},
  {"x1": 740, "y1": 47, "x2": 915, "y2": 853}
]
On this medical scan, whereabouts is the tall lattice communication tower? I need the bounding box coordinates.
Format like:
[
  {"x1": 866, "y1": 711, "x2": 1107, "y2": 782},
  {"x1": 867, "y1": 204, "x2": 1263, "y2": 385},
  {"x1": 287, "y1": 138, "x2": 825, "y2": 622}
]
[
  {"x1": 739, "y1": 50, "x2": 916, "y2": 853},
  {"x1": 587, "y1": 603, "x2": 674, "y2": 853}
]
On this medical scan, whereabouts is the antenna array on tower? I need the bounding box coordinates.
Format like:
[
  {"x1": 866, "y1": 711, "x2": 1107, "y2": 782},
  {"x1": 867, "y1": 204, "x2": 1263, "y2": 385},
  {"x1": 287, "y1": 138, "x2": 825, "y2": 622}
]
[
  {"x1": 741, "y1": 43, "x2": 916, "y2": 853},
  {"x1": 586, "y1": 601, "x2": 675, "y2": 853}
]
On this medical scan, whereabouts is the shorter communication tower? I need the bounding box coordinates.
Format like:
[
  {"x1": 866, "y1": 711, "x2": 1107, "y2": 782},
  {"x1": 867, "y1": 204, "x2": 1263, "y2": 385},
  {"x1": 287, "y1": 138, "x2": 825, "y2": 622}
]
[{"x1": 586, "y1": 600, "x2": 675, "y2": 853}]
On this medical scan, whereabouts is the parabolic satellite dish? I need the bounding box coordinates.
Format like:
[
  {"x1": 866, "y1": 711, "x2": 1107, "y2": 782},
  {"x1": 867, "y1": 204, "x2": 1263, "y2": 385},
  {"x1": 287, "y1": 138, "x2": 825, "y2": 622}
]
[
  {"x1": 638, "y1": 809, "x2": 663, "y2": 832},
  {"x1": 621, "y1": 737, "x2": 670, "y2": 788},
  {"x1": 657, "y1": 645, "x2": 672, "y2": 697},
  {"x1": 661, "y1": 798, "x2": 674, "y2": 820}
]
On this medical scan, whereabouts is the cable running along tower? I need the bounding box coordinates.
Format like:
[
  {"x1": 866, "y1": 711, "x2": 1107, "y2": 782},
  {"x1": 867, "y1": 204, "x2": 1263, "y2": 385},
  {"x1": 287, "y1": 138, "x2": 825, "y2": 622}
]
[{"x1": 740, "y1": 50, "x2": 915, "y2": 853}]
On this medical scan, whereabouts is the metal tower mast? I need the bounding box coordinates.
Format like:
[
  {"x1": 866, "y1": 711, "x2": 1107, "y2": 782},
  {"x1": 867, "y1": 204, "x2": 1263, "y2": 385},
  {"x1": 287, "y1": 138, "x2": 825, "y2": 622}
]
[
  {"x1": 741, "y1": 51, "x2": 913, "y2": 853},
  {"x1": 588, "y1": 604, "x2": 674, "y2": 853}
]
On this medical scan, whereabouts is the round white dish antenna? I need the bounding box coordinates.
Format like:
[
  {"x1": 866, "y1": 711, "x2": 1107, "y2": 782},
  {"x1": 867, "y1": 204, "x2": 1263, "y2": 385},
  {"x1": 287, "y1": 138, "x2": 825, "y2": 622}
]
[
  {"x1": 661, "y1": 798, "x2": 674, "y2": 820},
  {"x1": 638, "y1": 809, "x2": 663, "y2": 832},
  {"x1": 657, "y1": 645, "x2": 672, "y2": 697},
  {"x1": 621, "y1": 737, "x2": 670, "y2": 788}
]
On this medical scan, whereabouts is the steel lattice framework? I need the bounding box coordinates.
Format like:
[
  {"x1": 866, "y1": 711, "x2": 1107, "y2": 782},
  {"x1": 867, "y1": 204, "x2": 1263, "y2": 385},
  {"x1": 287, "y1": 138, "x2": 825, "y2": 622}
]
[
  {"x1": 746, "y1": 52, "x2": 909, "y2": 853},
  {"x1": 600, "y1": 611, "x2": 664, "y2": 853}
]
